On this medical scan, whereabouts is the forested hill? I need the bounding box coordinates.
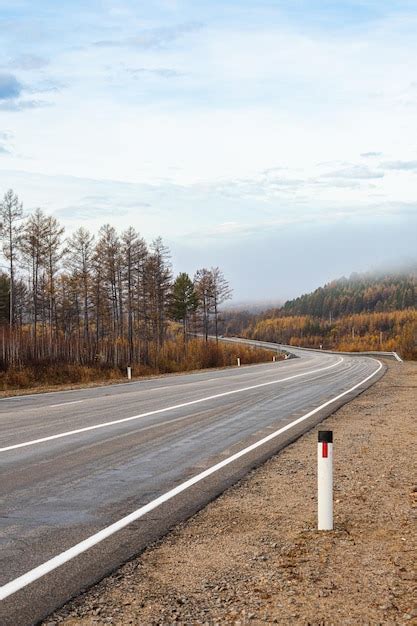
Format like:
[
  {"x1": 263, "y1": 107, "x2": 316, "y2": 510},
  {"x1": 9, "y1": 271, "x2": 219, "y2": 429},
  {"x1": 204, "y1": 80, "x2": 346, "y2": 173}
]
[
  {"x1": 281, "y1": 270, "x2": 417, "y2": 318},
  {"x1": 218, "y1": 269, "x2": 417, "y2": 359}
]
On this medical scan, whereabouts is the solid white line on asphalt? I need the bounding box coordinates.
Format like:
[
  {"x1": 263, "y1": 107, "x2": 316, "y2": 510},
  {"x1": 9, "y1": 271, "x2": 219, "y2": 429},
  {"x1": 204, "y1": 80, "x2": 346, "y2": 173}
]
[
  {"x1": 129, "y1": 368, "x2": 284, "y2": 394},
  {"x1": 0, "y1": 358, "x2": 344, "y2": 453},
  {"x1": 50, "y1": 400, "x2": 84, "y2": 408},
  {"x1": 0, "y1": 356, "x2": 291, "y2": 403},
  {"x1": 0, "y1": 367, "x2": 285, "y2": 410},
  {"x1": 0, "y1": 359, "x2": 383, "y2": 601}
]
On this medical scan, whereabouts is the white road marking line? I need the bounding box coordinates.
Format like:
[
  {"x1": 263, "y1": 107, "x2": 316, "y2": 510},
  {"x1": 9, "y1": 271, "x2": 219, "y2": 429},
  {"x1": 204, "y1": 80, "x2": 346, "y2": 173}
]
[
  {"x1": 0, "y1": 359, "x2": 344, "y2": 453},
  {"x1": 146, "y1": 368, "x2": 288, "y2": 392},
  {"x1": 49, "y1": 401, "x2": 84, "y2": 408},
  {"x1": 0, "y1": 371, "x2": 282, "y2": 413},
  {"x1": 0, "y1": 356, "x2": 291, "y2": 403},
  {"x1": 57, "y1": 367, "x2": 339, "y2": 439},
  {"x1": 0, "y1": 359, "x2": 383, "y2": 601}
]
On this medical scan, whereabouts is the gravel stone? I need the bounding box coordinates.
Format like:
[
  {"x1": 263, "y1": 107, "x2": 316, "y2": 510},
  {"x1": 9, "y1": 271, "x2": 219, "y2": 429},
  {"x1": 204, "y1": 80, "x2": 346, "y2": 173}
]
[{"x1": 45, "y1": 361, "x2": 416, "y2": 626}]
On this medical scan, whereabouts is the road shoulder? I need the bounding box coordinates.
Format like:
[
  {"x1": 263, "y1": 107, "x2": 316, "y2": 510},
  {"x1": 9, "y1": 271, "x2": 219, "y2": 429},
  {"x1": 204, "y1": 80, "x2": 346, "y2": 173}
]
[{"x1": 46, "y1": 361, "x2": 416, "y2": 626}]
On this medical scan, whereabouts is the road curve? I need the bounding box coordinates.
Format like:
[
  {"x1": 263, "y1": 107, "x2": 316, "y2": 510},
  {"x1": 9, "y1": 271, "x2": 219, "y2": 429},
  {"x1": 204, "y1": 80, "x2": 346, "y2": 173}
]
[{"x1": 0, "y1": 341, "x2": 385, "y2": 625}]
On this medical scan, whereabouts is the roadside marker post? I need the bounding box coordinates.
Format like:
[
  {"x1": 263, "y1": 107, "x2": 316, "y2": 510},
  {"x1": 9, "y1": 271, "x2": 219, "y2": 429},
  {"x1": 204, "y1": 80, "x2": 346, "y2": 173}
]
[
  {"x1": 237, "y1": 357, "x2": 241, "y2": 367},
  {"x1": 273, "y1": 355, "x2": 276, "y2": 362},
  {"x1": 127, "y1": 366, "x2": 132, "y2": 380},
  {"x1": 318, "y1": 430, "x2": 333, "y2": 530}
]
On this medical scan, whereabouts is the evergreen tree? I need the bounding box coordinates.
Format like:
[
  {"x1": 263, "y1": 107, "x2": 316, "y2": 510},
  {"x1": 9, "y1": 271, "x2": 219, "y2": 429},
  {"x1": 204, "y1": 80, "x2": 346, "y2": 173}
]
[{"x1": 170, "y1": 273, "x2": 198, "y2": 340}]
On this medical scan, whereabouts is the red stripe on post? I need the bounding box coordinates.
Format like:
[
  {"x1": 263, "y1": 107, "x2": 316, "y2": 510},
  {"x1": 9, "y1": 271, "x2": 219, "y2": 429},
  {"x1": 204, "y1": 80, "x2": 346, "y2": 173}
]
[{"x1": 322, "y1": 441, "x2": 328, "y2": 458}]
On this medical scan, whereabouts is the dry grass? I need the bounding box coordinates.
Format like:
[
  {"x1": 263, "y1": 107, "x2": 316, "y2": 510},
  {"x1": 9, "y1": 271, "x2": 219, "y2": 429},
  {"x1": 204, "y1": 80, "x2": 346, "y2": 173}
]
[{"x1": 0, "y1": 338, "x2": 278, "y2": 396}]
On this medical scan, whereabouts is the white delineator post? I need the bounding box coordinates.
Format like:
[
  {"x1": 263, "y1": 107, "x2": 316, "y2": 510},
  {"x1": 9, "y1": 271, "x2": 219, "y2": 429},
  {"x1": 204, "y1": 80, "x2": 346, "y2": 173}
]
[
  {"x1": 237, "y1": 357, "x2": 241, "y2": 367},
  {"x1": 318, "y1": 430, "x2": 333, "y2": 530},
  {"x1": 273, "y1": 355, "x2": 276, "y2": 362},
  {"x1": 127, "y1": 366, "x2": 132, "y2": 380}
]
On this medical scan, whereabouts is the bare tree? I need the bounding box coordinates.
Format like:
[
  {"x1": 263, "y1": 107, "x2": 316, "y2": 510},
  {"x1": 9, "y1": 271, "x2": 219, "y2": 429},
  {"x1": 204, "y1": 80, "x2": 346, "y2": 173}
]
[
  {"x1": 121, "y1": 227, "x2": 144, "y2": 363},
  {"x1": 66, "y1": 227, "x2": 95, "y2": 340},
  {"x1": 95, "y1": 225, "x2": 122, "y2": 339},
  {"x1": 194, "y1": 268, "x2": 214, "y2": 341},
  {"x1": 44, "y1": 215, "x2": 65, "y2": 338},
  {"x1": 133, "y1": 236, "x2": 150, "y2": 364},
  {"x1": 0, "y1": 195, "x2": 235, "y2": 374},
  {"x1": 147, "y1": 238, "x2": 172, "y2": 354},
  {"x1": 0, "y1": 189, "x2": 24, "y2": 325},
  {"x1": 19, "y1": 208, "x2": 49, "y2": 356},
  {"x1": 210, "y1": 267, "x2": 232, "y2": 342}
]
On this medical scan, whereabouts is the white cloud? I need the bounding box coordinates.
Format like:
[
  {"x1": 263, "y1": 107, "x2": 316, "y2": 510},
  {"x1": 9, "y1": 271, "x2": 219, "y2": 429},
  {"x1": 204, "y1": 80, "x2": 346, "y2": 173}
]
[
  {"x1": 360, "y1": 151, "x2": 383, "y2": 158},
  {"x1": 7, "y1": 55, "x2": 49, "y2": 70},
  {"x1": 93, "y1": 22, "x2": 203, "y2": 49},
  {"x1": 1, "y1": 3, "x2": 417, "y2": 298},
  {"x1": 380, "y1": 160, "x2": 417, "y2": 171},
  {"x1": 321, "y1": 165, "x2": 384, "y2": 180}
]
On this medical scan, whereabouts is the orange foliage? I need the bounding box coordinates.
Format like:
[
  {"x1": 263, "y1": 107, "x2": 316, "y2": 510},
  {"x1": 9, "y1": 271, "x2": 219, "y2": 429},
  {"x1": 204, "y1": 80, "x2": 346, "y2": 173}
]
[
  {"x1": 245, "y1": 310, "x2": 417, "y2": 359},
  {"x1": 0, "y1": 335, "x2": 277, "y2": 392}
]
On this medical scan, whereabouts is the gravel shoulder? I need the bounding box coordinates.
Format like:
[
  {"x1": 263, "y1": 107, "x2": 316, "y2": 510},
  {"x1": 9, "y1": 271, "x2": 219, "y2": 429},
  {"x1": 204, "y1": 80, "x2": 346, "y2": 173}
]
[{"x1": 46, "y1": 360, "x2": 417, "y2": 626}]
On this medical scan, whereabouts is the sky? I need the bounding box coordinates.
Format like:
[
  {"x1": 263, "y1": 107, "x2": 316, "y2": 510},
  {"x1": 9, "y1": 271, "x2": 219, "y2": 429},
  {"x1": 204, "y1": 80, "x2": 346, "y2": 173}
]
[{"x1": 0, "y1": 0, "x2": 417, "y2": 303}]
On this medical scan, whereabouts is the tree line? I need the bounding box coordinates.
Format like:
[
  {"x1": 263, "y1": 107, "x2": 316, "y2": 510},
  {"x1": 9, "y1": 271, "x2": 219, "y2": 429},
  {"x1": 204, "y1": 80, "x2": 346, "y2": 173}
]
[
  {"x1": 244, "y1": 310, "x2": 417, "y2": 359},
  {"x1": 218, "y1": 270, "x2": 417, "y2": 359},
  {"x1": 281, "y1": 271, "x2": 417, "y2": 318},
  {"x1": 0, "y1": 189, "x2": 232, "y2": 370}
]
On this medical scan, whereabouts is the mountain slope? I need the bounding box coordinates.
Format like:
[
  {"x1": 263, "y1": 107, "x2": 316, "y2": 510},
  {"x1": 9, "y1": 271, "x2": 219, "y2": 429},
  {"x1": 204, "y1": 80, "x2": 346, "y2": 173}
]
[
  {"x1": 221, "y1": 268, "x2": 417, "y2": 359},
  {"x1": 282, "y1": 270, "x2": 417, "y2": 318}
]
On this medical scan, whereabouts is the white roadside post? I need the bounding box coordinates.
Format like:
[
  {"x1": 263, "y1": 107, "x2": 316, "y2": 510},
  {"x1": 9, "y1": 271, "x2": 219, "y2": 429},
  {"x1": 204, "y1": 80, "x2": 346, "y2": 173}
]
[
  {"x1": 237, "y1": 357, "x2": 241, "y2": 367},
  {"x1": 318, "y1": 430, "x2": 333, "y2": 530},
  {"x1": 273, "y1": 355, "x2": 276, "y2": 362},
  {"x1": 127, "y1": 366, "x2": 132, "y2": 381}
]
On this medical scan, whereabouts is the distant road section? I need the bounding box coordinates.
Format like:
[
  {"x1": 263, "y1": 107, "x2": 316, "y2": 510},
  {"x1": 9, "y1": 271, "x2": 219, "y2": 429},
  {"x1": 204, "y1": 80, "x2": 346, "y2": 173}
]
[{"x1": 0, "y1": 340, "x2": 385, "y2": 625}]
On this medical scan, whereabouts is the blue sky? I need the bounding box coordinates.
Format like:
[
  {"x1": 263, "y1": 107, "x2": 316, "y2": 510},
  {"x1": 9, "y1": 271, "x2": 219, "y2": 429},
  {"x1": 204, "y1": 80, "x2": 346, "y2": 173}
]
[{"x1": 1, "y1": 1, "x2": 417, "y2": 302}]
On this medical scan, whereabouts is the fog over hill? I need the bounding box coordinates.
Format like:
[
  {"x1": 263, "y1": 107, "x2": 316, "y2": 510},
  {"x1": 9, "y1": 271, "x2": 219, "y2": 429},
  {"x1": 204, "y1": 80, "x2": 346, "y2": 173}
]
[
  {"x1": 220, "y1": 265, "x2": 417, "y2": 314},
  {"x1": 221, "y1": 300, "x2": 283, "y2": 313},
  {"x1": 282, "y1": 267, "x2": 417, "y2": 318}
]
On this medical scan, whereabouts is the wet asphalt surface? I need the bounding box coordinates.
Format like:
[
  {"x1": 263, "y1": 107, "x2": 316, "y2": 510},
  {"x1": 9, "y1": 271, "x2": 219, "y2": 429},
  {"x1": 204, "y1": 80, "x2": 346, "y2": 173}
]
[{"x1": 0, "y1": 341, "x2": 383, "y2": 625}]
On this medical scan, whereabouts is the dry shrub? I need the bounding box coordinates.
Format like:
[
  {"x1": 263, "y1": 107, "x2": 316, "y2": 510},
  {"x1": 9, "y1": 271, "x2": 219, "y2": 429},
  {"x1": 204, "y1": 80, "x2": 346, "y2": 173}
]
[
  {"x1": 155, "y1": 338, "x2": 277, "y2": 373},
  {"x1": 397, "y1": 321, "x2": 417, "y2": 359},
  {"x1": 0, "y1": 337, "x2": 278, "y2": 392},
  {"x1": 0, "y1": 364, "x2": 136, "y2": 392},
  {"x1": 2, "y1": 368, "x2": 35, "y2": 389}
]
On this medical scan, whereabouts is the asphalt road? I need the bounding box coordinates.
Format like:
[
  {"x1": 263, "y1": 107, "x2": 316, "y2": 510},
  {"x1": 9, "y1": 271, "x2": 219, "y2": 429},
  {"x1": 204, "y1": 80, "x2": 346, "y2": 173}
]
[{"x1": 0, "y1": 341, "x2": 385, "y2": 625}]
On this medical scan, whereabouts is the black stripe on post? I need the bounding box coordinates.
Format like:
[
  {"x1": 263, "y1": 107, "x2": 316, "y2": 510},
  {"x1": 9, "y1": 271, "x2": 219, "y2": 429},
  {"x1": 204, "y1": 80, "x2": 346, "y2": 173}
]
[{"x1": 318, "y1": 430, "x2": 333, "y2": 443}]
